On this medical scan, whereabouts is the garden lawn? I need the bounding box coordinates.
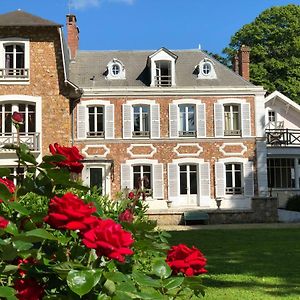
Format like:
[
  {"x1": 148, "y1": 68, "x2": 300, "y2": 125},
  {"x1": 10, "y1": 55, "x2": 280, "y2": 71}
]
[{"x1": 168, "y1": 228, "x2": 300, "y2": 300}]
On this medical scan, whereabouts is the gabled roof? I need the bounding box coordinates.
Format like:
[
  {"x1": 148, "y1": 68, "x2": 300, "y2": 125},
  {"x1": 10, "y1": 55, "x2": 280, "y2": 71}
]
[
  {"x1": 148, "y1": 47, "x2": 178, "y2": 60},
  {"x1": 0, "y1": 10, "x2": 61, "y2": 27},
  {"x1": 69, "y1": 49, "x2": 255, "y2": 88},
  {"x1": 265, "y1": 91, "x2": 300, "y2": 113}
]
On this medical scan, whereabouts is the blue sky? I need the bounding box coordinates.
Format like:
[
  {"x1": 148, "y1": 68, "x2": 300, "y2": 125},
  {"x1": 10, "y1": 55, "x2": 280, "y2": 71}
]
[{"x1": 1, "y1": 0, "x2": 300, "y2": 54}]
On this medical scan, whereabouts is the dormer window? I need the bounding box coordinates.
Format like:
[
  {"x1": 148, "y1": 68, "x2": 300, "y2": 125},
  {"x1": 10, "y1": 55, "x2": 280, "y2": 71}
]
[
  {"x1": 106, "y1": 59, "x2": 125, "y2": 80},
  {"x1": 198, "y1": 59, "x2": 216, "y2": 79},
  {"x1": 149, "y1": 48, "x2": 177, "y2": 87}
]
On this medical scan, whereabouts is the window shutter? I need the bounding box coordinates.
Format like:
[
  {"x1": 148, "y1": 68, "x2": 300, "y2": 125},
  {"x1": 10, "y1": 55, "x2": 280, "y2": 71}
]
[
  {"x1": 214, "y1": 103, "x2": 224, "y2": 137},
  {"x1": 199, "y1": 162, "x2": 210, "y2": 206},
  {"x1": 169, "y1": 104, "x2": 178, "y2": 138},
  {"x1": 241, "y1": 103, "x2": 251, "y2": 137},
  {"x1": 152, "y1": 163, "x2": 164, "y2": 199},
  {"x1": 197, "y1": 103, "x2": 206, "y2": 138},
  {"x1": 168, "y1": 163, "x2": 179, "y2": 200},
  {"x1": 244, "y1": 161, "x2": 254, "y2": 197},
  {"x1": 105, "y1": 104, "x2": 114, "y2": 139},
  {"x1": 123, "y1": 104, "x2": 132, "y2": 139},
  {"x1": 121, "y1": 164, "x2": 132, "y2": 190},
  {"x1": 77, "y1": 104, "x2": 86, "y2": 139},
  {"x1": 256, "y1": 141, "x2": 268, "y2": 196},
  {"x1": 151, "y1": 104, "x2": 160, "y2": 139},
  {"x1": 215, "y1": 162, "x2": 225, "y2": 197}
]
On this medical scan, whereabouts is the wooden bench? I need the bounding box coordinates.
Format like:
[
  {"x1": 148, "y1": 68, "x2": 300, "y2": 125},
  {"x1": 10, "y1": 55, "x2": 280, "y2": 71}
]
[{"x1": 183, "y1": 211, "x2": 209, "y2": 225}]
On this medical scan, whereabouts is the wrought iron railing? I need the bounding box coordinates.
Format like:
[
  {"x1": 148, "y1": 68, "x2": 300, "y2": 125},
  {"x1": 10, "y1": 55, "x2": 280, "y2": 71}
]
[
  {"x1": 224, "y1": 129, "x2": 241, "y2": 136},
  {"x1": 179, "y1": 131, "x2": 196, "y2": 137},
  {"x1": 132, "y1": 131, "x2": 150, "y2": 137},
  {"x1": 154, "y1": 75, "x2": 172, "y2": 87},
  {"x1": 0, "y1": 132, "x2": 40, "y2": 151},
  {"x1": 0, "y1": 68, "x2": 29, "y2": 79},
  {"x1": 266, "y1": 129, "x2": 300, "y2": 146},
  {"x1": 87, "y1": 131, "x2": 105, "y2": 138}
]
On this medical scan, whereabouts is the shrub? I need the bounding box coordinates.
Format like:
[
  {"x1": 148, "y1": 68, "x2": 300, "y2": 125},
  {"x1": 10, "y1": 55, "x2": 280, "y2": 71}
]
[{"x1": 286, "y1": 194, "x2": 300, "y2": 212}]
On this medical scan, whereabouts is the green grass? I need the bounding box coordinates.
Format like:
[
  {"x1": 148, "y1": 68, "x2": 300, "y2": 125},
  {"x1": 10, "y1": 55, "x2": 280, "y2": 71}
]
[{"x1": 167, "y1": 228, "x2": 300, "y2": 299}]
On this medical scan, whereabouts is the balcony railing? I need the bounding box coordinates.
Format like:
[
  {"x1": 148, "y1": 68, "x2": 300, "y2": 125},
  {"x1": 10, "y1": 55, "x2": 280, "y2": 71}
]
[
  {"x1": 179, "y1": 130, "x2": 196, "y2": 137},
  {"x1": 154, "y1": 75, "x2": 172, "y2": 87},
  {"x1": 87, "y1": 131, "x2": 105, "y2": 138},
  {"x1": 0, "y1": 133, "x2": 40, "y2": 151},
  {"x1": 224, "y1": 129, "x2": 241, "y2": 136},
  {"x1": 0, "y1": 68, "x2": 29, "y2": 79},
  {"x1": 132, "y1": 131, "x2": 150, "y2": 137},
  {"x1": 266, "y1": 129, "x2": 300, "y2": 146}
]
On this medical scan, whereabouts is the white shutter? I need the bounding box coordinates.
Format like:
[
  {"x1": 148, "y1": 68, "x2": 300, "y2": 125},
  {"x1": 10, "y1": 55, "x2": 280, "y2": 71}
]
[
  {"x1": 215, "y1": 162, "x2": 225, "y2": 197},
  {"x1": 121, "y1": 164, "x2": 132, "y2": 190},
  {"x1": 169, "y1": 104, "x2": 178, "y2": 138},
  {"x1": 105, "y1": 104, "x2": 114, "y2": 139},
  {"x1": 256, "y1": 141, "x2": 268, "y2": 196},
  {"x1": 199, "y1": 162, "x2": 210, "y2": 206},
  {"x1": 197, "y1": 103, "x2": 206, "y2": 138},
  {"x1": 244, "y1": 161, "x2": 254, "y2": 197},
  {"x1": 214, "y1": 103, "x2": 224, "y2": 137},
  {"x1": 77, "y1": 104, "x2": 86, "y2": 139},
  {"x1": 168, "y1": 163, "x2": 179, "y2": 199},
  {"x1": 241, "y1": 103, "x2": 251, "y2": 137},
  {"x1": 151, "y1": 104, "x2": 160, "y2": 139},
  {"x1": 152, "y1": 163, "x2": 164, "y2": 199},
  {"x1": 123, "y1": 104, "x2": 132, "y2": 139}
]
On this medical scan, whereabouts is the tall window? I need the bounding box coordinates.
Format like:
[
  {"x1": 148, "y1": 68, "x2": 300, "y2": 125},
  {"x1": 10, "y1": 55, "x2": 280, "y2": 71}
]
[
  {"x1": 133, "y1": 165, "x2": 151, "y2": 190},
  {"x1": 88, "y1": 106, "x2": 104, "y2": 137},
  {"x1": 0, "y1": 103, "x2": 36, "y2": 135},
  {"x1": 133, "y1": 105, "x2": 150, "y2": 137},
  {"x1": 267, "y1": 158, "x2": 295, "y2": 188},
  {"x1": 5, "y1": 44, "x2": 25, "y2": 77},
  {"x1": 180, "y1": 164, "x2": 198, "y2": 195},
  {"x1": 179, "y1": 104, "x2": 196, "y2": 136},
  {"x1": 89, "y1": 167, "x2": 104, "y2": 193},
  {"x1": 224, "y1": 105, "x2": 240, "y2": 136},
  {"x1": 155, "y1": 60, "x2": 172, "y2": 87},
  {"x1": 225, "y1": 163, "x2": 242, "y2": 194}
]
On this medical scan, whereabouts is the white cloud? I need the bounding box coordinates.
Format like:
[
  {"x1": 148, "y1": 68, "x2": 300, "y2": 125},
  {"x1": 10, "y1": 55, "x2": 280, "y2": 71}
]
[{"x1": 70, "y1": 0, "x2": 100, "y2": 10}]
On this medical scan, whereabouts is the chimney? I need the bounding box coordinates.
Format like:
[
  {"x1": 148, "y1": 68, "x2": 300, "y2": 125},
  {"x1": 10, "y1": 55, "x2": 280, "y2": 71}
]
[
  {"x1": 232, "y1": 54, "x2": 239, "y2": 74},
  {"x1": 238, "y1": 45, "x2": 250, "y2": 81},
  {"x1": 66, "y1": 14, "x2": 79, "y2": 60}
]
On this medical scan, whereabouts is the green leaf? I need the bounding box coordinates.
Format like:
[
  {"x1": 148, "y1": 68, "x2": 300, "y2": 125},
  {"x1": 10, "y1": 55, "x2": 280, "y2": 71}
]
[
  {"x1": 152, "y1": 259, "x2": 172, "y2": 279},
  {"x1": 104, "y1": 271, "x2": 129, "y2": 283},
  {"x1": 1, "y1": 244, "x2": 17, "y2": 260},
  {"x1": 13, "y1": 240, "x2": 33, "y2": 251},
  {"x1": 67, "y1": 270, "x2": 100, "y2": 297},
  {"x1": 132, "y1": 270, "x2": 161, "y2": 288},
  {"x1": 163, "y1": 277, "x2": 184, "y2": 290},
  {"x1": 183, "y1": 277, "x2": 206, "y2": 296},
  {"x1": 103, "y1": 279, "x2": 116, "y2": 296},
  {"x1": 0, "y1": 286, "x2": 16, "y2": 298},
  {"x1": 3, "y1": 264, "x2": 19, "y2": 274},
  {"x1": 0, "y1": 168, "x2": 12, "y2": 177},
  {"x1": 5, "y1": 222, "x2": 18, "y2": 236},
  {"x1": 7, "y1": 202, "x2": 30, "y2": 216},
  {"x1": 25, "y1": 229, "x2": 57, "y2": 241},
  {"x1": 43, "y1": 154, "x2": 66, "y2": 163},
  {"x1": 47, "y1": 169, "x2": 70, "y2": 184}
]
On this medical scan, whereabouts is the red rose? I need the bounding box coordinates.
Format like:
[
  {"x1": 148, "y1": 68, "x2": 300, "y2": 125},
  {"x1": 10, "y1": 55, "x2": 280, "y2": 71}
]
[
  {"x1": 12, "y1": 111, "x2": 24, "y2": 124},
  {"x1": 0, "y1": 216, "x2": 9, "y2": 229},
  {"x1": 82, "y1": 218, "x2": 134, "y2": 262},
  {"x1": 49, "y1": 143, "x2": 84, "y2": 173},
  {"x1": 44, "y1": 193, "x2": 97, "y2": 231},
  {"x1": 118, "y1": 209, "x2": 134, "y2": 223},
  {"x1": 0, "y1": 177, "x2": 15, "y2": 203},
  {"x1": 17, "y1": 257, "x2": 38, "y2": 277},
  {"x1": 166, "y1": 244, "x2": 207, "y2": 277},
  {"x1": 128, "y1": 191, "x2": 135, "y2": 199},
  {"x1": 14, "y1": 278, "x2": 44, "y2": 300}
]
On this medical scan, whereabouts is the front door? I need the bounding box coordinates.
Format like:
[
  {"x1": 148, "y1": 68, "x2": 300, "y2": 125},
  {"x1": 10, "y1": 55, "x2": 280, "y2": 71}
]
[
  {"x1": 88, "y1": 167, "x2": 105, "y2": 194},
  {"x1": 179, "y1": 164, "x2": 198, "y2": 205}
]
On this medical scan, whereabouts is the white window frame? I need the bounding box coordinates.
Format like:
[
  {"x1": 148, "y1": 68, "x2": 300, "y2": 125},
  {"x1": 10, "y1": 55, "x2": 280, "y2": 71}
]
[
  {"x1": 224, "y1": 104, "x2": 241, "y2": 136},
  {"x1": 225, "y1": 162, "x2": 243, "y2": 195},
  {"x1": 87, "y1": 105, "x2": 105, "y2": 138},
  {"x1": 106, "y1": 59, "x2": 126, "y2": 80},
  {"x1": 133, "y1": 105, "x2": 150, "y2": 137},
  {"x1": 0, "y1": 38, "x2": 30, "y2": 84},
  {"x1": 198, "y1": 59, "x2": 217, "y2": 79},
  {"x1": 179, "y1": 104, "x2": 196, "y2": 137}
]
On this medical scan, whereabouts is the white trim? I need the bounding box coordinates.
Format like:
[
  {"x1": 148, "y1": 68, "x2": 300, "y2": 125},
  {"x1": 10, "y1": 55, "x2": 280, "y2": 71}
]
[
  {"x1": 217, "y1": 98, "x2": 246, "y2": 104},
  {"x1": 172, "y1": 98, "x2": 203, "y2": 105},
  {"x1": 171, "y1": 157, "x2": 205, "y2": 164},
  {"x1": 218, "y1": 157, "x2": 248, "y2": 164},
  {"x1": 80, "y1": 99, "x2": 112, "y2": 106},
  {"x1": 198, "y1": 59, "x2": 217, "y2": 79},
  {"x1": 173, "y1": 143, "x2": 203, "y2": 157},
  {"x1": 127, "y1": 144, "x2": 157, "y2": 158},
  {"x1": 82, "y1": 145, "x2": 110, "y2": 158},
  {"x1": 265, "y1": 91, "x2": 300, "y2": 113},
  {"x1": 106, "y1": 58, "x2": 126, "y2": 80},
  {"x1": 125, "y1": 99, "x2": 157, "y2": 105},
  {"x1": 125, "y1": 158, "x2": 159, "y2": 165},
  {"x1": 219, "y1": 143, "x2": 247, "y2": 156}
]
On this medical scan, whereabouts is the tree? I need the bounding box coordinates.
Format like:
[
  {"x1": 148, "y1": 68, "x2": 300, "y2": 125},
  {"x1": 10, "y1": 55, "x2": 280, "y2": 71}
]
[{"x1": 223, "y1": 4, "x2": 300, "y2": 103}]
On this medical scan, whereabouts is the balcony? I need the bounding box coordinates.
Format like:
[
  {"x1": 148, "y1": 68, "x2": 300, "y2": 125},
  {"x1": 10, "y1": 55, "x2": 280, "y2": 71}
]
[
  {"x1": 0, "y1": 68, "x2": 29, "y2": 79},
  {"x1": 0, "y1": 132, "x2": 40, "y2": 151},
  {"x1": 154, "y1": 75, "x2": 172, "y2": 87},
  {"x1": 266, "y1": 129, "x2": 300, "y2": 146}
]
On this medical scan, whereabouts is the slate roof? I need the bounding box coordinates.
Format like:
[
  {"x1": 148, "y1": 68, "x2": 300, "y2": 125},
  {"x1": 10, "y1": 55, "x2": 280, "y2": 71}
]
[
  {"x1": 69, "y1": 49, "x2": 254, "y2": 88},
  {"x1": 0, "y1": 10, "x2": 61, "y2": 27}
]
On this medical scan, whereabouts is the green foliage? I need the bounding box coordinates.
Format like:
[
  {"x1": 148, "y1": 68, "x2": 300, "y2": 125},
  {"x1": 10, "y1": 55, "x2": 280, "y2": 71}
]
[
  {"x1": 286, "y1": 194, "x2": 300, "y2": 212},
  {"x1": 224, "y1": 4, "x2": 300, "y2": 102},
  {"x1": 0, "y1": 138, "x2": 206, "y2": 299}
]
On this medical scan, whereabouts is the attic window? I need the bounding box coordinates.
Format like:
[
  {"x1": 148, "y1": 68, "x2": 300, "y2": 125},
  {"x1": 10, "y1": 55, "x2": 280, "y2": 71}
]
[
  {"x1": 202, "y1": 62, "x2": 211, "y2": 75},
  {"x1": 106, "y1": 59, "x2": 125, "y2": 80},
  {"x1": 198, "y1": 59, "x2": 217, "y2": 79}
]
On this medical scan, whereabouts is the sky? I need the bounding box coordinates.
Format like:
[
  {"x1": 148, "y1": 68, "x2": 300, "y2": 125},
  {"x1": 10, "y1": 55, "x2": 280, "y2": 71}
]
[{"x1": 1, "y1": 0, "x2": 300, "y2": 55}]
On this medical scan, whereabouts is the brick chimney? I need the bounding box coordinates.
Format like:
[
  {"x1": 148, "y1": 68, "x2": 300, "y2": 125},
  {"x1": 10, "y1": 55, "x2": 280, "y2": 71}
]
[
  {"x1": 238, "y1": 45, "x2": 250, "y2": 81},
  {"x1": 66, "y1": 15, "x2": 79, "y2": 60}
]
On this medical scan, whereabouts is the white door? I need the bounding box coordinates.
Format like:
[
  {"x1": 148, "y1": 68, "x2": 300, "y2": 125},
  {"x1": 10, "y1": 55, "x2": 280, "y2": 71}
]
[{"x1": 179, "y1": 164, "x2": 198, "y2": 205}]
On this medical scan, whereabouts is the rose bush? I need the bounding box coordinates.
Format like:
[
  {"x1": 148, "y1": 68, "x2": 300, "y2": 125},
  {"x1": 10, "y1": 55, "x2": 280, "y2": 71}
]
[{"x1": 0, "y1": 114, "x2": 207, "y2": 299}]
